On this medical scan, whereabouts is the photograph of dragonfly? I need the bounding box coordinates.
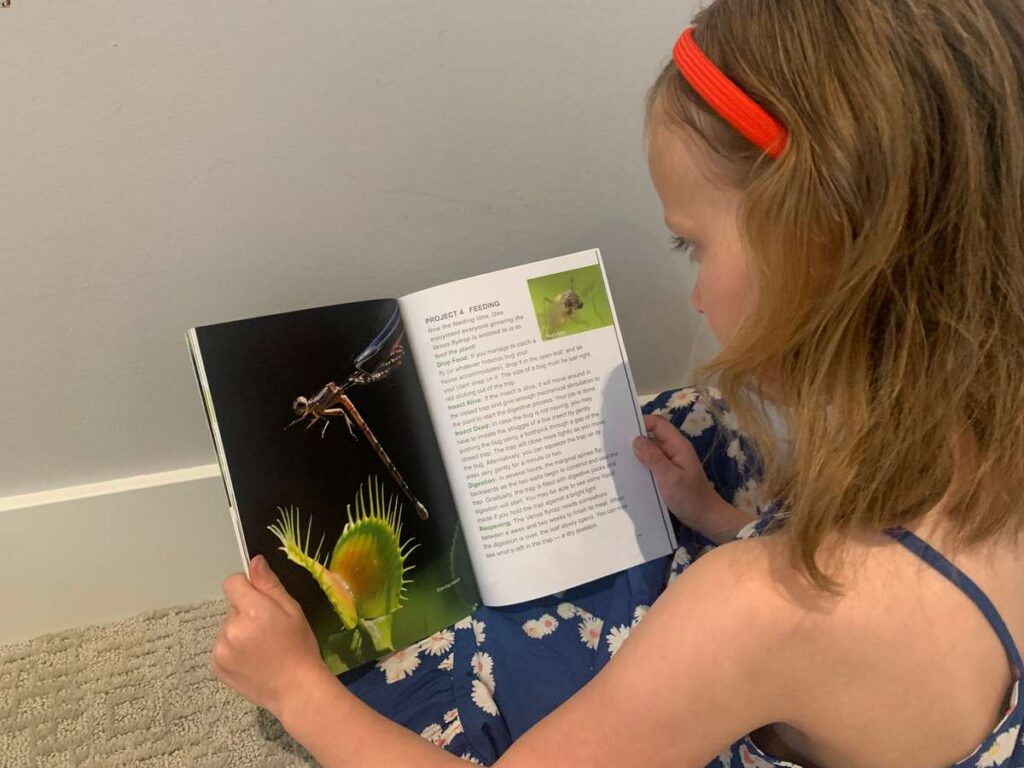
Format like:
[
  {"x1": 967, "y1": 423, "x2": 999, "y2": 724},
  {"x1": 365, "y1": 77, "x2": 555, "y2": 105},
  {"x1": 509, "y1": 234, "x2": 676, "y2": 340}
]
[{"x1": 286, "y1": 306, "x2": 430, "y2": 521}]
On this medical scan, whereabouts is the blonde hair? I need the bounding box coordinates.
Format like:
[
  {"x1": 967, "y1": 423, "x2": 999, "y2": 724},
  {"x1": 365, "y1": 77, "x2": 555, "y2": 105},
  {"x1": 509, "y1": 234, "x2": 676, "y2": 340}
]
[{"x1": 647, "y1": 0, "x2": 1024, "y2": 588}]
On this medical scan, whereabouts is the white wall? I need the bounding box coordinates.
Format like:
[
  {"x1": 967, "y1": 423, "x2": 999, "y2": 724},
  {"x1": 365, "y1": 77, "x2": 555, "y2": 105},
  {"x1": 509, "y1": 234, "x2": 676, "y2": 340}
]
[
  {"x1": 1, "y1": 0, "x2": 705, "y2": 500},
  {"x1": 1, "y1": 1, "x2": 707, "y2": 638}
]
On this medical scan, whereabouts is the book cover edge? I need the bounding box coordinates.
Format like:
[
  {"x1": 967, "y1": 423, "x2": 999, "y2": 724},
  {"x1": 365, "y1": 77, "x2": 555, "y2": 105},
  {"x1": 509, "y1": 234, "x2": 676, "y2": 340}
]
[{"x1": 186, "y1": 327, "x2": 251, "y2": 576}]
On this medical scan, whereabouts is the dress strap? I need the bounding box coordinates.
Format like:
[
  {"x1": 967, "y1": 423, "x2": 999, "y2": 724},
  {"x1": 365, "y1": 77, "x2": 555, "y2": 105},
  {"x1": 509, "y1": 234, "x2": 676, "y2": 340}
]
[{"x1": 884, "y1": 527, "x2": 1023, "y2": 675}]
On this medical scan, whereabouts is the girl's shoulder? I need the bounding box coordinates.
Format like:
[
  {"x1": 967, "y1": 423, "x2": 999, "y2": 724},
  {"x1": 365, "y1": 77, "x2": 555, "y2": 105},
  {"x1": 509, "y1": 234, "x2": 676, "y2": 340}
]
[
  {"x1": 720, "y1": 521, "x2": 1021, "y2": 672},
  {"x1": 707, "y1": 524, "x2": 1024, "y2": 767},
  {"x1": 661, "y1": 532, "x2": 821, "y2": 676}
]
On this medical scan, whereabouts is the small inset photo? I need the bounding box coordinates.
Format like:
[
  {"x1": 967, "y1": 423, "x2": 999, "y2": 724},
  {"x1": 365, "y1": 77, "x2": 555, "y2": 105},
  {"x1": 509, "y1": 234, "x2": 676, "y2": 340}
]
[{"x1": 526, "y1": 264, "x2": 613, "y2": 341}]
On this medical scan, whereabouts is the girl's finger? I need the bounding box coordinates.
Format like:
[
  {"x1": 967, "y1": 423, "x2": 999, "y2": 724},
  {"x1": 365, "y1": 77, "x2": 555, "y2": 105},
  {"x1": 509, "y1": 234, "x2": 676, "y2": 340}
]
[
  {"x1": 642, "y1": 415, "x2": 696, "y2": 466},
  {"x1": 633, "y1": 434, "x2": 682, "y2": 484}
]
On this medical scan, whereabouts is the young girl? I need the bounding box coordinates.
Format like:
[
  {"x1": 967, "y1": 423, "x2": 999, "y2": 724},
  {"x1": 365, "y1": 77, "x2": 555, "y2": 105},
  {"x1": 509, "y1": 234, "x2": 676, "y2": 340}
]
[{"x1": 212, "y1": 1, "x2": 1024, "y2": 765}]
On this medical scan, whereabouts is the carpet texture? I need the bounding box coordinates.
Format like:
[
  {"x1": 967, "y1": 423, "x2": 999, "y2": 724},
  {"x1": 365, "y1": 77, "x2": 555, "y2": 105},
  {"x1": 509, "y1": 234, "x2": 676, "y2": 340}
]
[{"x1": 0, "y1": 601, "x2": 316, "y2": 767}]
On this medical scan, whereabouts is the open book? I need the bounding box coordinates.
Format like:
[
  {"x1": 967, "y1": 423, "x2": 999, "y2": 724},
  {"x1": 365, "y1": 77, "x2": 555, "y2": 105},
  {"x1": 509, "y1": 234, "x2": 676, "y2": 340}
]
[{"x1": 187, "y1": 248, "x2": 676, "y2": 674}]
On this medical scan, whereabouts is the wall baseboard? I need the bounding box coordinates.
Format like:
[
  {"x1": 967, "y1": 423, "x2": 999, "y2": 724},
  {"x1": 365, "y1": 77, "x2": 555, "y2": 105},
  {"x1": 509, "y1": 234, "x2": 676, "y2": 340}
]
[
  {"x1": 0, "y1": 465, "x2": 223, "y2": 514},
  {"x1": 0, "y1": 465, "x2": 239, "y2": 645}
]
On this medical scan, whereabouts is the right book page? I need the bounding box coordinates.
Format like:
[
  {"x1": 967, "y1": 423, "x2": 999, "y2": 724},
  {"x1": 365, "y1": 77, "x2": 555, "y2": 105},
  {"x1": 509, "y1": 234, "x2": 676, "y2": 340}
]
[{"x1": 400, "y1": 248, "x2": 676, "y2": 606}]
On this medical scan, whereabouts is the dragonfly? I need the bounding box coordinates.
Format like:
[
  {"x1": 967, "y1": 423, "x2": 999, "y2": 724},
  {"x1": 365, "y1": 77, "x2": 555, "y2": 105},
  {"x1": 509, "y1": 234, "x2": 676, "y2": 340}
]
[{"x1": 286, "y1": 307, "x2": 430, "y2": 520}]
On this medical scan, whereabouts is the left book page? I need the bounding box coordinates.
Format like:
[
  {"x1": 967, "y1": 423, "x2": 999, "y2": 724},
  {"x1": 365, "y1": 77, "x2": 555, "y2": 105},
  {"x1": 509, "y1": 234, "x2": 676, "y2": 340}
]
[{"x1": 187, "y1": 299, "x2": 480, "y2": 675}]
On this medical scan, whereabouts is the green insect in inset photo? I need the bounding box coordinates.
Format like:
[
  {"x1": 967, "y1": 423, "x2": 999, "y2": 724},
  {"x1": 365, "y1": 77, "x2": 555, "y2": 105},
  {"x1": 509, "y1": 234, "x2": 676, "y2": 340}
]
[{"x1": 527, "y1": 264, "x2": 613, "y2": 341}]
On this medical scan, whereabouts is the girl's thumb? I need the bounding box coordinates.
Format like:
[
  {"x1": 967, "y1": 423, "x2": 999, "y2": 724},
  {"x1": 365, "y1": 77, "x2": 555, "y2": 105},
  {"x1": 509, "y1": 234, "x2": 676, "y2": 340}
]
[
  {"x1": 250, "y1": 555, "x2": 298, "y2": 612},
  {"x1": 250, "y1": 555, "x2": 281, "y2": 591},
  {"x1": 632, "y1": 435, "x2": 664, "y2": 468}
]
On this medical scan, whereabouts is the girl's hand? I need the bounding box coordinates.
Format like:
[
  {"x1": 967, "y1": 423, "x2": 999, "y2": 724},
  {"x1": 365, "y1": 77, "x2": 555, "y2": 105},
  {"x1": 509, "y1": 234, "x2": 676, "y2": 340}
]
[
  {"x1": 212, "y1": 554, "x2": 331, "y2": 719},
  {"x1": 632, "y1": 414, "x2": 755, "y2": 544}
]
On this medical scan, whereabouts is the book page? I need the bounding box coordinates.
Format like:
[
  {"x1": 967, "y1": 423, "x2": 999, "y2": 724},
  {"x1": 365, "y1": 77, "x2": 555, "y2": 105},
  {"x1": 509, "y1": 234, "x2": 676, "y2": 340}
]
[
  {"x1": 187, "y1": 299, "x2": 480, "y2": 674},
  {"x1": 400, "y1": 249, "x2": 676, "y2": 606}
]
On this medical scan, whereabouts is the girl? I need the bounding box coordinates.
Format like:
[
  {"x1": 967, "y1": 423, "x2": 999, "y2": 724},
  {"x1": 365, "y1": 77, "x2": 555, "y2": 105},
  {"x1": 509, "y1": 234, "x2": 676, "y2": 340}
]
[{"x1": 212, "y1": 1, "x2": 1024, "y2": 765}]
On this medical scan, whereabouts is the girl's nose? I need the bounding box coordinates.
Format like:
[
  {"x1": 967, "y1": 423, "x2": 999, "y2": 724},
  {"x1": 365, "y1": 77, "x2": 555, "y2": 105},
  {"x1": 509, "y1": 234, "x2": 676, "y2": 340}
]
[{"x1": 691, "y1": 279, "x2": 703, "y2": 315}]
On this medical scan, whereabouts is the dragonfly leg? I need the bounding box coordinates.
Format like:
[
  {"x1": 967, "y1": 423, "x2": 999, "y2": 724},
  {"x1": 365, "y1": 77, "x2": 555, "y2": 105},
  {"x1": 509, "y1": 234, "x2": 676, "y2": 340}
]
[
  {"x1": 320, "y1": 408, "x2": 358, "y2": 441},
  {"x1": 336, "y1": 398, "x2": 430, "y2": 521}
]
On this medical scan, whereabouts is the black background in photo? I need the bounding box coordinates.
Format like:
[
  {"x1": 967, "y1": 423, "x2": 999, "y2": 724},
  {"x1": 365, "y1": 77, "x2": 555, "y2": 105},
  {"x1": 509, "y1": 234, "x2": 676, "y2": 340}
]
[{"x1": 194, "y1": 298, "x2": 479, "y2": 641}]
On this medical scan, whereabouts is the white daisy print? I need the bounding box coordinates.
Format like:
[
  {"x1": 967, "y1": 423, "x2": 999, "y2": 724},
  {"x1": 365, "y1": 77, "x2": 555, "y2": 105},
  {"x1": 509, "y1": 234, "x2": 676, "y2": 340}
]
[
  {"x1": 471, "y1": 678, "x2": 499, "y2": 716},
  {"x1": 632, "y1": 605, "x2": 649, "y2": 627},
  {"x1": 681, "y1": 403, "x2": 715, "y2": 437},
  {"x1": 668, "y1": 547, "x2": 693, "y2": 584},
  {"x1": 420, "y1": 723, "x2": 444, "y2": 744},
  {"x1": 557, "y1": 602, "x2": 577, "y2": 619},
  {"x1": 453, "y1": 616, "x2": 473, "y2": 630},
  {"x1": 738, "y1": 743, "x2": 777, "y2": 768},
  {"x1": 606, "y1": 625, "x2": 631, "y2": 657},
  {"x1": 706, "y1": 385, "x2": 723, "y2": 400},
  {"x1": 471, "y1": 651, "x2": 495, "y2": 690},
  {"x1": 667, "y1": 388, "x2": 699, "y2": 410},
  {"x1": 420, "y1": 629, "x2": 455, "y2": 656},
  {"x1": 442, "y1": 719, "x2": 464, "y2": 745},
  {"x1": 419, "y1": 717, "x2": 463, "y2": 748},
  {"x1": 578, "y1": 615, "x2": 604, "y2": 650},
  {"x1": 460, "y1": 753, "x2": 482, "y2": 763},
  {"x1": 472, "y1": 618, "x2": 487, "y2": 644},
  {"x1": 673, "y1": 546, "x2": 692, "y2": 569},
  {"x1": 732, "y1": 479, "x2": 764, "y2": 517},
  {"x1": 735, "y1": 517, "x2": 762, "y2": 540},
  {"x1": 376, "y1": 647, "x2": 421, "y2": 684},
  {"x1": 437, "y1": 653, "x2": 454, "y2": 671},
  {"x1": 522, "y1": 621, "x2": 543, "y2": 638},
  {"x1": 721, "y1": 409, "x2": 739, "y2": 433},
  {"x1": 444, "y1": 709, "x2": 459, "y2": 724},
  {"x1": 522, "y1": 614, "x2": 558, "y2": 638},
  {"x1": 727, "y1": 438, "x2": 746, "y2": 469},
  {"x1": 538, "y1": 613, "x2": 558, "y2": 633},
  {"x1": 977, "y1": 724, "x2": 1020, "y2": 767}
]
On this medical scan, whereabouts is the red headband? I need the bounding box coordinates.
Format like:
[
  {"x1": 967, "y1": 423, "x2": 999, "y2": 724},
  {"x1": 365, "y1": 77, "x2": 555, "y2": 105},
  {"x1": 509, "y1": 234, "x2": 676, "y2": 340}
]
[{"x1": 672, "y1": 26, "x2": 788, "y2": 159}]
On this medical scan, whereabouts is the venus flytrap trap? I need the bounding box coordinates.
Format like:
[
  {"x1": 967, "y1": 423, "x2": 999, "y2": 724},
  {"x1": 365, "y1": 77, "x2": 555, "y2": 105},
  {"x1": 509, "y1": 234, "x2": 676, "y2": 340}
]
[{"x1": 268, "y1": 476, "x2": 418, "y2": 656}]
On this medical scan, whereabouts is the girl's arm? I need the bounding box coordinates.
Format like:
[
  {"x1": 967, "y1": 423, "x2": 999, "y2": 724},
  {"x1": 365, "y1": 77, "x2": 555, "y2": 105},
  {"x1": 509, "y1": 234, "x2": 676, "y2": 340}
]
[{"x1": 216, "y1": 544, "x2": 792, "y2": 768}]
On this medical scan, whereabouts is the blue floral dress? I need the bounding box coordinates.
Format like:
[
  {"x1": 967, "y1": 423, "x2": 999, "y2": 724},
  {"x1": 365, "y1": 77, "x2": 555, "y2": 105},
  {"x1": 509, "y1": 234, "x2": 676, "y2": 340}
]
[{"x1": 341, "y1": 387, "x2": 1023, "y2": 767}]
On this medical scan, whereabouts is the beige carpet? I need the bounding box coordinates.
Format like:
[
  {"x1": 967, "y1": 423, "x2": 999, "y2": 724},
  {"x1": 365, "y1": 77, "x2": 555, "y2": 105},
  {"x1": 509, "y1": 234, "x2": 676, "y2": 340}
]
[{"x1": 0, "y1": 601, "x2": 317, "y2": 767}]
